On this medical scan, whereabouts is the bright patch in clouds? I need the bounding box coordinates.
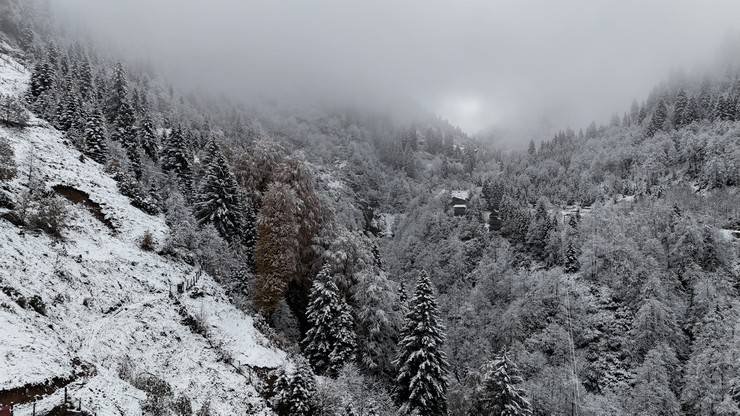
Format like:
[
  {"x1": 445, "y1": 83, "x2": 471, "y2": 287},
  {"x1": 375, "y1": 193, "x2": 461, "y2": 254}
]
[{"x1": 436, "y1": 96, "x2": 489, "y2": 134}]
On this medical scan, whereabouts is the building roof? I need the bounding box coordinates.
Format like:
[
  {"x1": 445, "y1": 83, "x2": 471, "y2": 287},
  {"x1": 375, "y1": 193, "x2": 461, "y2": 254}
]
[{"x1": 451, "y1": 190, "x2": 470, "y2": 201}]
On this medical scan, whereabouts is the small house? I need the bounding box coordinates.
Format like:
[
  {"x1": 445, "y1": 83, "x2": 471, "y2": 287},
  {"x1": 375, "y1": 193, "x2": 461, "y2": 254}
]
[{"x1": 450, "y1": 190, "x2": 470, "y2": 216}]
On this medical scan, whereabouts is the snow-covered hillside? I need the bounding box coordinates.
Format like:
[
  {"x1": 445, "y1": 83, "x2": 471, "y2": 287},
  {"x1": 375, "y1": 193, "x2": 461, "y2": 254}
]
[{"x1": 0, "y1": 52, "x2": 285, "y2": 415}]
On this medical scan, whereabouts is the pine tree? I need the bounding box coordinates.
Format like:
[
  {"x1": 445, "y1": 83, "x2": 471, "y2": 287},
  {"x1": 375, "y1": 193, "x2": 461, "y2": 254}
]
[
  {"x1": 19, "y1": 24, "x2": 34, "y2": 51},
  {"x1": 200, "y1": 137, "x2": 220, "y2": 169},
  {"x1": 394, "y1": 271, "x2": 449, "y2": 416},
  {"x1": 713, "y1": 96, "x2": 726, "y2": 121},
  {"x1": 83, "y1": 107, "x2": 109, "y2": 164},
  {"x1": 647, "y1": 99, "x2": 667, "y2": 137},
  {"x1": 631, "y1": 345, "x2": 681, "y2": 416},
  {"x1": 161, "y1": 127, "x2": 193, "y2": 198},
  {"x1": 112, "y1": 98, "x2": 136, "y2": 142},
  {"x1": 683, "y1": 96, "x2": 700, "y2": 125},
  {"x1": 398, "y1": 281, "x2": 408, "y2": 305},
  {"x1": 77, "y1": 59, "x2": 94, "y2": 100},
  {"x1": 56, "y1": 88, "x2": 81, "y2": 132},
  {"x1": 468, "y1": 352, "x2": 533, "y2": 416},
  {"x1": 564, "y1": 241, "x2": 580, "y2": 273},
  {"x1": 526, "y1": 200, "x2": 552, "y2": 260},
  {"x1": 106, "y1": 62, "x2": 129, "y2": 122},
  {"x1": 673, "y1": 89, "x2": 687, "y2": 128},
  {"x1": 285, "y1": 360, "x2": 316, "y2": 416},
  {"x1": 66, "y1": 102, "x2": 88, "y2": 151},
  {"x1": 194, "y1": 148, "x2": 251, "y2": 244},
  {"x1": 302, "y1": 266, "x2": 357, "y2": 377},
  {"x1": 139, "y1": 112, "x2": 159, "y2": 160},
  {"x1": 30, "y1": 60, "x2": 54, "y2": 99},
  {"x1": 719, "y1": 95, "x2": 735, "y2": 120},
  {"x1": 638, "y1": 104, "x2": 648, "y2": 124}
]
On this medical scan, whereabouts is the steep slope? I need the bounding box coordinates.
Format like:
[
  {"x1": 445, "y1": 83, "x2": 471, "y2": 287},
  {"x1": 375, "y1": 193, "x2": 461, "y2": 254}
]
[{"x1": 0, "y1": 52, "x2": 285, "y2": 415}]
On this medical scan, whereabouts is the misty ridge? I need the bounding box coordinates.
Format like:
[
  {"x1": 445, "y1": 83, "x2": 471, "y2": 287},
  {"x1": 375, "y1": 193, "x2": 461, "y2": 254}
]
[
  {"x1": 52, "y1": 0, "x2": 740, "y2": 143},
  {"x1": 0, "y1": 1, "x2": 740, "y2": 416}
]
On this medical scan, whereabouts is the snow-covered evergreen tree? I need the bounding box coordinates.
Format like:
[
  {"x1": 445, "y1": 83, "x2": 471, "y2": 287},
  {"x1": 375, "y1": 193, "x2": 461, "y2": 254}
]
[
  {"x1": 684, "y1": 96, "x2": 700, "y2": 125},
  {"x1": 630, "y1": 345, "x2": 680, "y2": 416},
  {"x1": 647, "y1": 99, "x2": 667, "y2": 137},
  {"x1": 139, "y1": 112, "x2": 158, "y2": 160},
  {"x1": 0, "y1": 136, "x2": 16, "y2": 181},
  {"x1": 673, "y1": 89, "x2": 687, "y2": 128},
  {"x1": 302, "y1": 266, "x2": 357, "y2": 377},
  {"x1": 468, "y1": 352, "x2": 533, "y2": 416},
  {"x1": 285, "y1": 360, "x2": 316, "y2": 416},
  {"x1": 161, "y1": 127, "x2": 193, "y2": 198},
  {"x1": 564, "y1": 241, "x2": 580, "y2": 273},
  {"x1": 194, "y1": 147, "x2": 252, "y2": 245},
  {"x1": 394, "y1": 270, "x2": 449, "y2": 416},
  {"x1": 30, "y1": 59, "x2": 54, "y2": 99},
  {"x1": 77, "y1": 58, "x2": 94, "y2": 100},
  {"x1": 83, "y1": 107, "x2": 109, "y2": 164},
  {"x1": 106, "y1": 62, "x2": 129, "y2": 121}
]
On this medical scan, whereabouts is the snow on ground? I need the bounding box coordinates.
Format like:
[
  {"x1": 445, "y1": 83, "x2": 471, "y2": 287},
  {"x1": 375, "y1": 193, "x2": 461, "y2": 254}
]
[
  {"x1": 4, "y1": 124, "x2": 168, "y2": 244},
  {"x1": 719, "y1": 229, "x2": 740, "y2": 242},
  {"x1": 0, "y1": 46, "x2": 28, "y2": 97},
  {"x1": 0, "y1": 53, "x2": 285, "y2": 415}
]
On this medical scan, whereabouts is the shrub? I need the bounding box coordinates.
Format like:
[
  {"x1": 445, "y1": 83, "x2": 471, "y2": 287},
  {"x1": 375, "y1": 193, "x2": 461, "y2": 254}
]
[
  {"x1": 0, "y1": 136, "x2": 16, "y2": 180},
  {"x1": 133, "y1": 374, "x2": 174, "y2": 416},
  {"x1": 24, "y1": 190, "x2": 68, "y2": 238},
  {"x1": 140, "y1": 230, "x2": 156, "y2": 251},
  {"x1": 172, "y1": 394, "x2": 192, "y2": 416},
  {"x1": 0, "y1": 94, "x2": 30, "y2": 128}
]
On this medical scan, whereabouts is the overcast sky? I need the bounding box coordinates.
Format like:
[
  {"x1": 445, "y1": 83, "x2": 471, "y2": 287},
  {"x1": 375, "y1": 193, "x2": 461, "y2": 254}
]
[{"x1": 53, "y1": 0, "x2": 740, "y2": 136}]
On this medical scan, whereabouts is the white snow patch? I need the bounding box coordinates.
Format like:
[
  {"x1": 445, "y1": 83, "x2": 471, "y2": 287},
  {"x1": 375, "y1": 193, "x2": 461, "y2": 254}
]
[
  {"x1": 0, "y1": 51, "x2": 28, "y2": 97},
  {"x1": 719, "y1": 229, "x2": 740, "y2": 242}
]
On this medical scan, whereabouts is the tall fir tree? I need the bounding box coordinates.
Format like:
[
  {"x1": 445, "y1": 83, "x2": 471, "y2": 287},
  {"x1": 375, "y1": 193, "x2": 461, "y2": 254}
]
[
  {"x1": 194, "y1": 147, "x2": 252, "y2": 245},
  {"x1": 683, "y1": 96, "x2": 700, "y2": 125},
  {"x1": 77, "y1": 58, "x2": 94, "y2": 100},
  {"x1": 468, "y1": 352, "x2": 533, "y2": 416},
  {"x1": 106, "y1": 62, "x2": 129, "y2": 122},
  {"x1": 526, "y1": 199, "x2": 552, "y2": 260},
  {"x1": 647, "y1": 99, "x2": 667, "y2": 137},
  {"x1": 30, "y1": 58, "x2": 54, "y2": 99},
  {"x1": 564, "y1": 241, "x2": 580, "y2": 273},
  {"x1": 630, "y1": 345, "x2": 680, "y2": 416},
  {"x1": 139, "y1": 112, "x2": 159, "y2": 160},
  {"x1": 302, "y1": 267, "x2": 357, "y2": 377},
  {"x1": 83, "y1": 107, "x2": 109, "y2": 164},
  {"x1": 56, "y1": 86, "x2": 81, "y2": 132},
  {"x1": 673, "y1": 89, "x2": 688, "y2": 128},
  {"x1": 394, "y1": 271, "x2": 449, "y2": 416},
  {"x1": 285, "y1": 360, "x2": 316, "y2": 416},
  {"x1": 161, "y1": 127, "x2": 193, "y2": 198}
]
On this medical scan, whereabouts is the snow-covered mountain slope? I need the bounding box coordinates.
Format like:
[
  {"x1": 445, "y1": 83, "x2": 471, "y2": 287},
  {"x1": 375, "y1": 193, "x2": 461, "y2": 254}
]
[{"x1": 0, "y1": 53, "x2": 285, "y2": 415}]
